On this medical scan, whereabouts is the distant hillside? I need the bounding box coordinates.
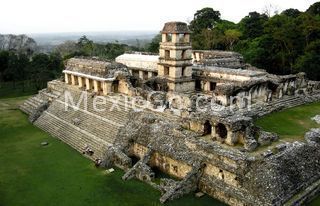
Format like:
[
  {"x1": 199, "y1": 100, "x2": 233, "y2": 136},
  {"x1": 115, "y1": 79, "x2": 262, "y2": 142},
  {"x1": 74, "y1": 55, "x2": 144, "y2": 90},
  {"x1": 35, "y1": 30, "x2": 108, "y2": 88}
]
[
  {"x1": 29, "y1": 31, "x2": 158, "y2": 46},
  {"x1": 0, "y1": 34, "x2": 37, "y2": 55}
]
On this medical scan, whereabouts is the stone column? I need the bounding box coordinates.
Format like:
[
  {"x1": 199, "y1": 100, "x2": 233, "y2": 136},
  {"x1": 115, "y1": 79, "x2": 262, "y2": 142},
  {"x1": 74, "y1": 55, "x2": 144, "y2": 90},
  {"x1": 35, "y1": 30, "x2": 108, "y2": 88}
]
[
  {"x1": 225, "y1": 128, "x2": 238, "y2": 146},
  {"x1": 65, "y1": 73, "x2": 69, "y2": 84},
  {"x1": 211, "y1": 123, "x2": 217, "y2": 140},
  {"x1": 78, "y1": 76, "x2": 83, "y2": 88},
  {"x1": 162, "y1": 33, "x2": 167, "y2": 42},
  {"x1": 71, "y1": 75, "x2": 76, "y2": 85},
  {"x1": 172, "y1": 33, "x2": 178, "y2": 43},
  {"x1": 205, "y1": 81, "x2": 210, "y2": 92},
  {"x1": 102, "y1": 82, "x2": 111, "y2": 95},
  {"x1": 93, "y1": 80, "x2": 99, "y2": 93},
  {"x1": 85, "y1": 78, "x2": 90, "y2": 90},
  {"x1": 139, "y1": 71, "x2": 144, "y2": 80},
  {"x1": 148, "y1": 72, "x2": 153, "y2": 79}
]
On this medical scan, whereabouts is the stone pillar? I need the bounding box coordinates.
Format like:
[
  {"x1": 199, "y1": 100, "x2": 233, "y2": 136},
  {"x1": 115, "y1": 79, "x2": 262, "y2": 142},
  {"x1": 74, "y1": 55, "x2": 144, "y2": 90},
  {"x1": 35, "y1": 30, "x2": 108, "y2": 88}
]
[
  {"x1": 139, "y1": 71, "x2": 144, "y2": 80},
  {"x1": 204, "y1": 81, "x2": 211, "y2": 92},
  {"x1": 172, "y1": 33, "x2": 178, "y2": 43},
  {"x1": 225, "y1": 128, "x2": 238, "y2": 146},
  {"x1": 71, "y1": 75, "x2": 76, "y2": 85},
  {"x1": 148, "y1": 72, "x2": 153, "y2": 79},
  {"x1": 65, "y1": 73, "x2": 69, "y2": 84},
  {"x1": 93, "y1": 80, "x2": 99, "y2": 93},
  {"x1": 85, "y1": 78, "x2": 90, "y2": 90},
  {"x1": 211, "y1": 123, "x2": 218, "y2": 141},
  {"x1": 102, "y1": 82, "x2": 111, "y2": 95},
  {"x1": 162, "y1": 33, "x2": 167, "y2": 42},
  {"x1": 78, "y1": 76, "x2": 83, "y2": 88}
]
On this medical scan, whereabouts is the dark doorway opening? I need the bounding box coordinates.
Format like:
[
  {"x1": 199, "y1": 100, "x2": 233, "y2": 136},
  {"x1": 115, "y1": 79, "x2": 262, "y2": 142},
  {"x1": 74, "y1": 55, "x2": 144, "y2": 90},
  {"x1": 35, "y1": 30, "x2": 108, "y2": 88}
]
[
  {"x1": 210, "y1": 82, "x2": 216, "y2": 91},
  {"x1": 112, "y1": 80, "x2": 119, "y2": 93},
  {"x1": 216, "y1": 123, "x2": 227, "y2": 139},
  {"x1": 195, "y1": 80, "x2": 201, "y2": 91},
  {"x1": 203, "y1": 120, "x2": 212, "y2": 136}
]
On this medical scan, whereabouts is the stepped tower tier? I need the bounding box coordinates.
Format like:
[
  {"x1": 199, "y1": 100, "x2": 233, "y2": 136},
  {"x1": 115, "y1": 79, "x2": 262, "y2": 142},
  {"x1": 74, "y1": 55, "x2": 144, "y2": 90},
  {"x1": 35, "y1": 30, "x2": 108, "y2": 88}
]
[{"x1": 158, "y1": 22, "x2": 195, "y2": 92}]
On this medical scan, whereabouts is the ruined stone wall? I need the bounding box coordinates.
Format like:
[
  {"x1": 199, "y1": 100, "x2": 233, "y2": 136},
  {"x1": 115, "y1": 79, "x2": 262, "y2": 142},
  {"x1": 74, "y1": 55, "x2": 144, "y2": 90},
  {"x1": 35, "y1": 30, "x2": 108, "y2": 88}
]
[
  {"x1": 118, "y1": 79, "x2": 130, "y2": 95},
  {"x1": 66, "y1": 58, "x2": 111, "y2": 77},
  {"x1": 131, "y1": 143, "x2": 192, "y2": 179}
]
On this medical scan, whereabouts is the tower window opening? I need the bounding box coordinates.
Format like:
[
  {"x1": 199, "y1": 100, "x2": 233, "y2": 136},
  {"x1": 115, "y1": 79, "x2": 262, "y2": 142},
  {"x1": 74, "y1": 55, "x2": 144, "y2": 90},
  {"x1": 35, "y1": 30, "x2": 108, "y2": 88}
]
[
  {"x1": 195, "y1": 80, "x2": 201, "y2": 91},
  {"x1": 210, "y1": 82, "x2": 216, "y2": 91},
  {"x1": 165, "y1": 50, "x2": 170, "y2": 59},
  {"x1": 182, "y1": 50, "x2": 187, "y2": 59},
  {"x1": 182, "y1": 67, "x2": 186, "y2": 76},
  {"x1": 164, "y1": 66, "x2": 169, "y2": 76},
  {"x1": 179, "y1": 34, "x2": 185, "y2": 42},
  {"x1": 167, "y1": 34, "x2": 172, "y2": 42}
]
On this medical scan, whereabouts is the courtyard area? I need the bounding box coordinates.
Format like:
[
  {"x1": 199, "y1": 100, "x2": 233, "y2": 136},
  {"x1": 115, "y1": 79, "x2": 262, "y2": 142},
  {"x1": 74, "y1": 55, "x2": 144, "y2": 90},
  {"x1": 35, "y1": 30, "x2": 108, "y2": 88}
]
[{"x1": 255, "y1": 102, "x2": 320, "y2": 141}]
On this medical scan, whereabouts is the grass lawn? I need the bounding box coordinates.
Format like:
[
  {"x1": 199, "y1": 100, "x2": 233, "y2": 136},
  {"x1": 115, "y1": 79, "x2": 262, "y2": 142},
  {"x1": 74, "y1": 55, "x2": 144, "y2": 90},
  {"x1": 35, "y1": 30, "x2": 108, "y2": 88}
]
[
  {"x1": 0, "y1": 96, "x2": 225, "y2": 206},
  {"x1": 255, "y1": 102, "x2": 320, "y2": 141}
]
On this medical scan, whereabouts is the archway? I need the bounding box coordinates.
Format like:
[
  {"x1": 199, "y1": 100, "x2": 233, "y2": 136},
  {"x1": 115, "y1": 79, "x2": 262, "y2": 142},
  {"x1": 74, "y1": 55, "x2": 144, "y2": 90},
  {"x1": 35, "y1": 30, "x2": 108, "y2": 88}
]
[
  {"x1": 216, "y1": 123, "x2": 228, "y2": 139},
  {"x1": 112, "y1": 80, "x2": 119, "y2": 93},
  {"x1": 203, "y1": 120, "x2": 212, "y2": 136}
]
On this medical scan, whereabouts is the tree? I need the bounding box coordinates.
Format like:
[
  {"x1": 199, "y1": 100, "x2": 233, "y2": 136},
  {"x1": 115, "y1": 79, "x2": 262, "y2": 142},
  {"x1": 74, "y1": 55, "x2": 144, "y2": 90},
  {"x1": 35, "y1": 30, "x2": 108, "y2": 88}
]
[
  {"x1": 297, "y1": 13, "x2": 320, "y2": 45},
  {"x1": 264, "y1": 14, "x2": 304, "y2": 73},
  {"x1": 307, "y1": 2, "x2": 320, "y2": 16},
  {"x1": 29, "y1": 54, "x2": 51, "y2": 90},
  {"x1": 77, "y1": 35, "x2": 94, "y2": 56},
  {"x1": 189, "y1": 7, "x2": 221, "y2": 33},
  {"x1": 239, "y1": 12, "x2": 268, "y2": 39},
  {"x1": 223, "y1": 29, "x2": 242, "y2": 50},
  {"x1": 48, "y1": 52, "x2": 64, "y2": 77},
  {"x1": 16, "y1": 53, "x2": 29, "y2": 91},
  {"x1": 0, "y1": 51, "x2": 9, "y2": 82},
  {"x1": 147, "y1": 33, "x2": 161, "y2": 53},
  {"x1": 294, "y1": 40, "x2": 320, "y2": 80},
  {"x1": 4, "y1": 53, "x2": 19, "y2": 87},
  {"x1": 281, "y1": 9, "x2": 301, "y2": 18}
]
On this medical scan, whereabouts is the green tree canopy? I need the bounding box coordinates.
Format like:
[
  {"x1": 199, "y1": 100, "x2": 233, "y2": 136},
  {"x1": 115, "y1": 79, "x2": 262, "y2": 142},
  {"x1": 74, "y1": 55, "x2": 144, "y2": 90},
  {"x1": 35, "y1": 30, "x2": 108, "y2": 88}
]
[
  {"x1": 307, "y1": 2, "x2": 320, "y2": 16},
  {"x1": 281, "y1": 8, "x2": 301, "y2": 18},
  {"x1": 189, "y1": 7, "x2": 221, "y2": 33},
  {"x1": 239, "y1": 12, "x2": 268, "y2": 39},
  {"x1": 294, "y1": 40, "x2": 320, "y2": 80}
]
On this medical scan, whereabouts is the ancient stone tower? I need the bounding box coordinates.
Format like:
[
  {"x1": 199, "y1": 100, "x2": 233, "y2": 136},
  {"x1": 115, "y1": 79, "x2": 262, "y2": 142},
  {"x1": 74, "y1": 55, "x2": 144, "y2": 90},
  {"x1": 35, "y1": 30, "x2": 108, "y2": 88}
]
[{"x1": 158, "y1": 22, "x2": 195, "y2": 92}]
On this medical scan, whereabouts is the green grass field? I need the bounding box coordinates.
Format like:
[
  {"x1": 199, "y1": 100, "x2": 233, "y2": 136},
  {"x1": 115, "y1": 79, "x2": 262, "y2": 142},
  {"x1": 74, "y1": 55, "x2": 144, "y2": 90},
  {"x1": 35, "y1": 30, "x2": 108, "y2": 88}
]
[
  {"x1": 0, "y1": 96, "x2": 225, "y2": 206},
  {"x1": 255, "y1": 102, "x2": 320, "y2": 141}
]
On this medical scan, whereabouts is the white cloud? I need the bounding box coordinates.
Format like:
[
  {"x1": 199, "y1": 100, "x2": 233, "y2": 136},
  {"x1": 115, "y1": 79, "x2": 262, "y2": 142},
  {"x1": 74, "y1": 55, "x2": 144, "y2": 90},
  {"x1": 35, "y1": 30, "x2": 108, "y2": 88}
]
[{"x1": 0, "y1": 0, "x2": 318, "y2": 34}]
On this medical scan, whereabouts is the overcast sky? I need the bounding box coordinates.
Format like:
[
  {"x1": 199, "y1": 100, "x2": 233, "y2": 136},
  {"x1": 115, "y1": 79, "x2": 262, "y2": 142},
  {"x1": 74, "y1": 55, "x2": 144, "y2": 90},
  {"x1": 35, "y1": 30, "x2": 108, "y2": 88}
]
[{"x1": 0, "y1": 0, "x2": 318, "y2": 34}]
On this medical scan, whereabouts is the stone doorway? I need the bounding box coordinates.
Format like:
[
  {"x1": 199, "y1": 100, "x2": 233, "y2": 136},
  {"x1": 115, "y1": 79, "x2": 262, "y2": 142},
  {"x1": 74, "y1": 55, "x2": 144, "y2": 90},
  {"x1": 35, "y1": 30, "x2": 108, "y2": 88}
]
[
  {"x1": 216, "y1": 123, "x2": 227, "y2": 139},
  {"x1": 203, "y1": 120, "x2": 212, "y2": 136},
  {"x1": 112, "y1": 80, "x2": 119, "y2": 93}
]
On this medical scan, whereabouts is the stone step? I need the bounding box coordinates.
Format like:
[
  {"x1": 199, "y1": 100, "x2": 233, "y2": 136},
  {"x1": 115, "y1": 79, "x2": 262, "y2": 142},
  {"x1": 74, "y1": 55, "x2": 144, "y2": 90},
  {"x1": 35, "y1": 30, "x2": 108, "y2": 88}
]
[
  {"x1": 34, "y1": 111, "x2": 109, "y2": 160},
  {"x1": 46, "y1": 101, "x2": 122, "y2": 144},
  {"x1": 20, "y1": 104, "x2": 33, "y2": 115}
]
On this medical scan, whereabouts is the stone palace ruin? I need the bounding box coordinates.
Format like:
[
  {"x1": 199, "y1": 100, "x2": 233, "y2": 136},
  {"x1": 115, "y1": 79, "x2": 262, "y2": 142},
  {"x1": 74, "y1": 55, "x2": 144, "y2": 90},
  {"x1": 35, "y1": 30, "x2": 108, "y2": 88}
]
[{"x1": 20, "y1": 22, "x2": 320, "y2": 206}]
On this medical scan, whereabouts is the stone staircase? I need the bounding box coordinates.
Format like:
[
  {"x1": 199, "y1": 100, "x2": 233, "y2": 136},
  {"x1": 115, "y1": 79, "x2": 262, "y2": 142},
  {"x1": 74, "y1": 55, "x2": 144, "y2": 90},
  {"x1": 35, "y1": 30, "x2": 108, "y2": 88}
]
[
  {"x1": 33, "y1": 88, "x2": 132, "y2": 160},
  {"x1": 34, "y1": 111, "x2": 109, "y2": 160},
  {"x1": 20, "y1": 95, "x2": 46, "y2": 115}
]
